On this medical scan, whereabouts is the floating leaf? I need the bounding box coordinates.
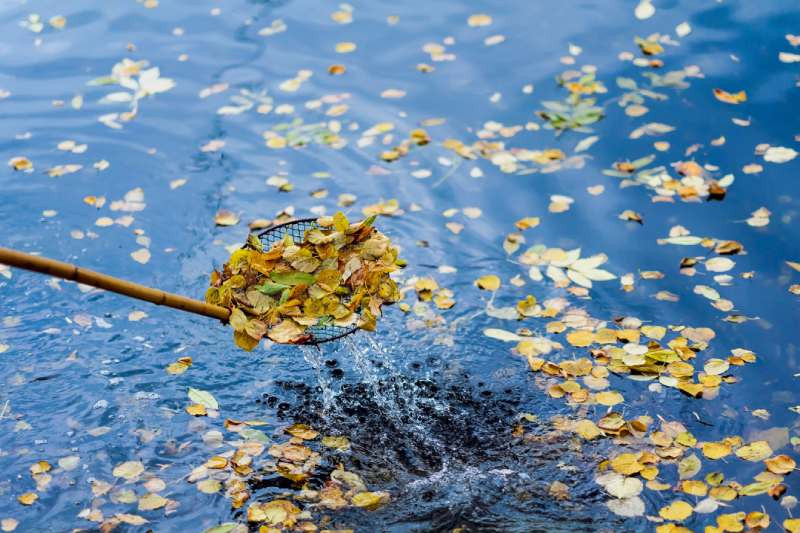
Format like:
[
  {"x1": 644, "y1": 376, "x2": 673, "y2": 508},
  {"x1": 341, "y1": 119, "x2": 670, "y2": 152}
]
[
  {"x1": 138, "y1": 493, "x2": 168, "y2": 511},
  {"x1": 483, "y1": 328, "x2": 521, "y2": 342},
  {"x1": 112, "y1": 461, "x2": 145, "y2": 479},
  {"x1": 188, "y1": 388, "x2": 219, "y2": 410},
  {"x1": 765, "y1": 454, "x2": 796, "y2": 474},
  {"x1": 18, "y1": 492, "x2": 37, "y2": 505},
  {"x1": 735, "y1": 440, "x2": 773, "y2": 462},
  {"x1": 351, "y1": 491, "x2": 389, "y2": 510},
  {"x1": 475, "y1": 275, "x2": 500, "y2": 291},
  {"x1": 659, "y1": 500, "x2": 693, "y2": 521},
  {"x1": 214, "y1": 210, "x2": 239, "y2": 226},
  {"x1": 606, "y1": 496, "x2": 645, "y2": 517},
  {"x1": 713, "y1": 88, "x2": 747, "y2": 104}
]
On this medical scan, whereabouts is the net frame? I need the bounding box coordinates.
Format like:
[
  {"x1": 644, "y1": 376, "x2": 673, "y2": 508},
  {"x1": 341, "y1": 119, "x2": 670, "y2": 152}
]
[{"x1": 256, "y1": 218, "x2": 358, "y2": 345}]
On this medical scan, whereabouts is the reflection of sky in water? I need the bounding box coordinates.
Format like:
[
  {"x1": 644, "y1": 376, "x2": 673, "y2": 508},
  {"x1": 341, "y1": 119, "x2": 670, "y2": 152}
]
[{"x1": 0, "y1": 0, "x2": 799, "y2": 530}]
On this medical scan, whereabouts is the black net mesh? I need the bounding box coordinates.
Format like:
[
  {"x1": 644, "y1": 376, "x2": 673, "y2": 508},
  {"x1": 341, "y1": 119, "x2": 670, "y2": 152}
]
[{"x1": 257, "y1": 218, "x2": 357, "y2": 345}]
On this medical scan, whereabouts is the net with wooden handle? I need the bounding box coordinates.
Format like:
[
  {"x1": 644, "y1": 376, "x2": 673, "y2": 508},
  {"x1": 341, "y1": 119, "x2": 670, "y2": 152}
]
[{"x1": 0, "y1": 247, "x2": 230, "y2": 322}]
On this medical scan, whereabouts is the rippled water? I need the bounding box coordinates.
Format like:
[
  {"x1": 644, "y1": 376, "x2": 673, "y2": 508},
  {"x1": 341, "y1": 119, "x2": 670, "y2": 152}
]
[{"x1": 1, "y1": 0, "x2": 800, "y2": 531}]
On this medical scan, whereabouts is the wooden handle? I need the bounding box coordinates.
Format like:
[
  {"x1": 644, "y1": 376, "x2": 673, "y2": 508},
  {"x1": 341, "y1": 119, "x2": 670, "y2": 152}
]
[{"x1": 0, "y1": 247, "x2": 230, "y2": 323}]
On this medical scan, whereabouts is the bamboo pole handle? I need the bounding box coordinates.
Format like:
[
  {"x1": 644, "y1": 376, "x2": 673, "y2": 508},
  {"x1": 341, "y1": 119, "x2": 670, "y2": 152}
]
[{"x1": 0, "y1": 247, "x2": 230, "y2": 323}]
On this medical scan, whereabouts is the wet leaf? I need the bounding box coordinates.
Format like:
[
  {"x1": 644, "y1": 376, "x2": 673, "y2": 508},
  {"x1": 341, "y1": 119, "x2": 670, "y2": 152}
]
[
  {"x1": 188, "y1": 388, "x2": 219, "y2": 410},
  {"x1": 659, "y1": 500, "x2": 693, "y2": 521},
  {"x1": 112, "y1": 461, "x2": 145, "y2": 479},
  {"x1": 765, "y1": 454, "x2": 796, "y2": 474},
  {"x1": 138, "y1": 493, "x2": 168, "y2": 511},
  {"x1": 17, "y1": 492, "x2": 37, "y2": 505},
  {"x1": 483, "y1": 328, "x2": 521, "y2": 342},
  {"x1": 214, "y1": 210, "x2": 239, "y2": 226},
  {"x1": 114, "y1": 514, "x2": 149, "y2": 526},
  {"x1": 285, "y1": 423, "x2": 318, "y2": 440},
  {"x1": 197, "y1": 479, "x2": 222, "y2": 494},
  {"x1": 701, "y1": 441, "x2": 732, "y2": 460},
  {"x1": 130, "y1": 248, "x2": 151, "y2": 264},
  {"x1": 678, "y1": 453, "x2": 701, "y2": 479},
  {"x1": 735, "y1": 440, "x2": 773, "y2": 461},
  {"x1": 351, "y1": 491, "x2": 389, "y2": 510},
  {"x1": 475, "y1": 275, "x2": 500, "y2": 291},
  {"x1": 713, "y1": 88, "x2": 747, "y2": 104},
  {"x1": 606, "y1": 496, "x2": 645, "y2": 517},
  {"x1": 467, "y1": 14, "x2": 492, "y2": 27},
  {"x1": 322, "y1": 435, "x2": 351, "y2": 451}
]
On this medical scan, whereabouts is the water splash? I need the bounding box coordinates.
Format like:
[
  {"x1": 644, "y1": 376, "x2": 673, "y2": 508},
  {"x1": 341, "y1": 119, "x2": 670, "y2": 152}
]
[{"x1": 300, "y1": 345, "x2": 335, "y2": 410}]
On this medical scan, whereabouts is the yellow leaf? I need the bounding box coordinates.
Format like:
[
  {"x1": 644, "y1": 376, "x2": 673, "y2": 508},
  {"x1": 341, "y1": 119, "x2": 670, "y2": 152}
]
[
  {"x1": 641, "y1": 325, "x2": 666, "y2": 340},
  {"x1": 8, "y1": 156, "x2": 33, "y2": 171},
  {"x1": 514, "y1": 216, "x2": 540, "y2": 230},
  {"x1": 335, "y1": 42, "x2": 357, "y2": 53},
  {"x1": 713, "y1": 88, "x2": 747, "y2": 104},
  {"x1": 285, "y1": 423, "x2": 318, "y2": 440},
  {"x1": 18, "y1": 492, "x2": 37, "y2": 505},
  {"x1": 475, "y1": 275, "x2": 500, "y2": 291},
  {"x1": 765, "y1": 454, "x2": 796, "y2": 474},
  {"x1": 679, "y1": 479, "x2": 707, "y2": 497},
  {"x1": 322, "y1": 435, "x2": 351, "y2": 451},
  {"x1": 658, "y1": 500, "x2": 693, "y2": 521},
  {"x1": 197, "y1": 478, "x2": 222, "y2": 494},
  {"x1": 745, "y1": 511, "x2": 769, "y2": 529},
  {"x1": 114, "y1": 513, "x2": 149, "y2": 525},
  {"x1": 610, "y1": 453, "x2": 642, "y2": 475},
  {"x1": 333, "y1": 211, "x2": 349, "y2": 233},
  {"x1": 573, "y1": 419, "x2": 603, "y2": 440},
  {"x1": 566, "y1": 330, "x2": 594, "y2": 347},
  {"x1": 734, "y1": 440, "x2": 772, "y2": 462},
  {"x1": 186, "y1": 403, "x2": 207, "y2": 416},
  {"x1": 330, "y1": 10, "x2": 352, "y2": 23},
  {"x1": 785, "y1": 518, "x2": 800, "y2": 533},
  {"x1": 166, "y1": 356, "x2": 192, "y2": 375},
  {"x1": 595, "y1": 391, "x2": 624, "y2": 406},
  {"x1": 716, "y1": 512, "x2": 745, "y2": 531},
  {"x1": 29, "y1": 461, "x2": 51, "y2": 475},
  {"x1": 351, "y1": 491, "x2": 389, "y2": 510},
  {"x1": 709, "y1": 485, "x2": 738, "y2": 501},
  {"x1": 701, "y1": 441, "x2": 732, "y2": 460},
  {"x1": 214, "y1": 209, "x2": 239, "y2": 226},
  {"x1": 467, "y1": 13, "x2": 492, "y2": 27},
  {"x1": 112, "y1": 460, "x2": 145, "y2": 480},
  {"x1": 205, "y1": 456, "x2": 228, "y2": 469},
  {"x1": 138, "y1": 493, "x2": 168, "y2": 511}
]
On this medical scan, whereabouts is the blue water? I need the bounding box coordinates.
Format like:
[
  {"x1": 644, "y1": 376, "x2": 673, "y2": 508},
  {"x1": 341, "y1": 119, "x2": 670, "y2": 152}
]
[{"x1": 1, "y1": 0, "x2": 799, "y2": 531}]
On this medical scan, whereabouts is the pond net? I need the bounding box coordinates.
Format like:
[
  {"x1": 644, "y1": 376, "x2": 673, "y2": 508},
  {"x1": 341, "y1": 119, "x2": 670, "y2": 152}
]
[{"x1": 257, "y1": 218, "x2": 358, "y2": 345}]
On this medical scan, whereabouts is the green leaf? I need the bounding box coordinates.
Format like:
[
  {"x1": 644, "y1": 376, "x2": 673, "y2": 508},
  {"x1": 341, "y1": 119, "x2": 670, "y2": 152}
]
[
  {"x1": 257, "y1": 281, "x2": 289, "y2": 295},
  {"x1": 316, "y1": 315, "x2": 333, "y2": 327},
  {"x1": 631, "y1": 154, "x2": 656, "y2": 169},
  {"x1": 240, "y1": 428, "x2": 269, "y2": 443},
  {"x1": 270, "y1": 271, "x2": 315, "y2": 286},
  {"x1": 278, "y1": 288, "x2": 290, "y2": 305},
  {"x1": 188, "y1": 388, "x2": 219, "y2": 410}
]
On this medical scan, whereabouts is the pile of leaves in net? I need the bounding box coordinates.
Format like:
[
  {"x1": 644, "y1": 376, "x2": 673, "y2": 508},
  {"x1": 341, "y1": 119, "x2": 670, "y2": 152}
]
[{"x1": 205, "y1": 212, "x2": 402, "y2": 350}]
